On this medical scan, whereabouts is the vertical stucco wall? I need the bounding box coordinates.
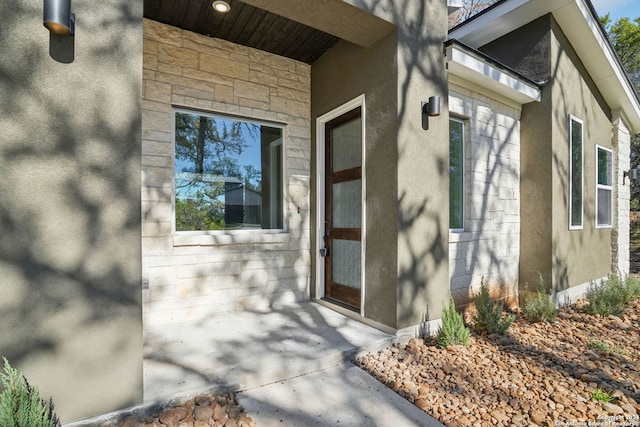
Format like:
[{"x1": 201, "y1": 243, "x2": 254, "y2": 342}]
[
  {"x1": 142, "y1": 20, "x2": 311, "y2": 324},
  {"x1": 449, "y1": 83, "x2": 521, "y2": 308},
  {"x1": 311, "y1": 33, "x2": 399, "y2": 328},
  {"x1": 311, "y1": 0, "x2": 449, "y2": 329},
  {"x1": 394, "y1": 0, "x2": 449, "y2": 328},
  {"x1": 514, "y1": 16, "x2": 615, "y2": 293},
  {"x1": 549, "y1": 21, "x2": 613, "y2": 292},
  {"x1": 0, "y1": 1, "x2": 143, "y2": 423}
]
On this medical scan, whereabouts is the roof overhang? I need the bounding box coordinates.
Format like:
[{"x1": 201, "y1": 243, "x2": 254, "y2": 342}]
[
  {"x1": 449, "y1": 0, "x2": 640, "y2": 133},
  {"x1": 446, "y1": 41, "x2": 541, "y2": 105}
]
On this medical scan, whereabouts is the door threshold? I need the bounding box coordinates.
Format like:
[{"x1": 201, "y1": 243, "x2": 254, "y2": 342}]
[
  {"x1": 313, "y1": 298, "x2": 395, "y2": 334},
  {"x1": 322, "y1": 297, "x2": 359, "y2": 313}
]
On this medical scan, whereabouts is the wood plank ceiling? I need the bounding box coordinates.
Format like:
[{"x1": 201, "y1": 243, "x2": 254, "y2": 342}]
[{"x1": 143, "y1": 0, "x2": 341, "y2": 64}]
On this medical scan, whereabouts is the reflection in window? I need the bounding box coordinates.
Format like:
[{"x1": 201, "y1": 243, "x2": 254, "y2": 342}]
[
  {"x1": 174, "y1": 110, "x2": 284, "y2": 231},
  {"x1": 449, "y1": 118, "x2": 464, "y2": 230},
  {"x1": 596, "y1": 145, "x2": 612, "y2": 228},
  {"x1": 569, "y1": 116, "x2": 583, "y2": 229}
]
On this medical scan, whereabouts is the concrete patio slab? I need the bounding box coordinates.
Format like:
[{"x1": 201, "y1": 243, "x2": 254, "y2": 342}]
[{"x1": 143, "y1": 301, "x2": 398, "y2": 403}]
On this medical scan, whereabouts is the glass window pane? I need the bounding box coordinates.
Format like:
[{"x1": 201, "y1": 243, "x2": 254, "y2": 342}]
[
  {"x1": 332, "y1": 118, "x2": 362, "y2": 172},
  {"x1": 331, "y1": 239, "x2": 361, "y2": 289},
  {"x1": 449, "y1": 119, "x2": 464, "y2": 229},
  {"x1": 597, "y1": 147, "x2": 611, "y2": 186},
  {"x1": 597, "y1": 188, "x2": 612, "y2": 226},
  {"x1": 570, "y1": 117, "x2": 583, "y2": 228},
  {"x1": 174, "y1": 111, "x2": 283, "y2": 231},
  {"x1": 332, "y1": 180, "x2": 361, "y2": 228}
]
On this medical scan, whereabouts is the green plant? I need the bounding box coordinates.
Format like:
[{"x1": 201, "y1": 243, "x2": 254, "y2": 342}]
[
  {"x1": 588, "y1": 339, "x2": 626, "y2": 356},
  {"x1": 592, "y1": 387, "x2": 615, "y2": 403},
  {"x1": 472, "y1": 280, "x2": 515, "y2": 335},
  {"x1": 589, "y1": 339, "x2": 610, "y2": 353},
  {"x1": 0, "y1": 358, "x2": 60, "y2": 427},
  {"x1": 521, "y1": 273, "x2": 558, "y2": 323},
  {"x1": 436, "y1": 296, "x2": 471, "y2": 348},
  {"x1": 585, "y1": 274, "x2": 640, "y2": 317}
]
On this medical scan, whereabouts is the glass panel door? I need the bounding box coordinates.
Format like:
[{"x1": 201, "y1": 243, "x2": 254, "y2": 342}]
[{"x1": 323, "y1": 106, "x2": 362, "y2": 310}]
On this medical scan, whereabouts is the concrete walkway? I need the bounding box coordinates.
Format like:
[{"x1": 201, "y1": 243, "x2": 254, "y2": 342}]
[
  {"x1": 69, "y1": 301, "x2": 443, "y2": 426},
  {"x1": 144, "y1": 301, "x2": 443, "y2": 426}
]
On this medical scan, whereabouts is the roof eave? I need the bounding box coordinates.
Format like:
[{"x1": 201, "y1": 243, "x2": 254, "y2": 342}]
[
  {"x1": 446, "y1": 42, "x2": 541, "y2": 105},
  {"x1": 449, "y1": 0, "x2": 640, "y2": 133}
]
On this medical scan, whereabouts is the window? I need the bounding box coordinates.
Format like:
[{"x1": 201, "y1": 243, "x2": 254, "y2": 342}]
[
  {"x1": 173, "y1": 110, "x2": 284, "y2": 232},
  {"x1": 596, "y1": 145, "x2": 612, "y2": 228},
  {"x1": 449, "y1": 118, "x2": 464, "y2": 230},
  {"x1": 569, "y1": 115, "x2": 583, "y2": 229}
]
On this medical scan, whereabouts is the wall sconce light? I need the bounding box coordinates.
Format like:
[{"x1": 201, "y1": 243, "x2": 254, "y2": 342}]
[
  {"x1": 623, "y1": 167, "x2": 638, "y2": 185},
  {"x1": 43, "y1": 0, "x2": 75, "y2": 36},
  {"x1": 212, "y1": 1, "x2": 231, "y2": 13},
  {"x1": 421, "y1": 95, "x2": 441, "y2": 130}
]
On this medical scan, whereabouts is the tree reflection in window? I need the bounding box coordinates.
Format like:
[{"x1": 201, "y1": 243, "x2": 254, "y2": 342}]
[{"x1": 174, "y1": 110, "x2": 284, "y2": 231}]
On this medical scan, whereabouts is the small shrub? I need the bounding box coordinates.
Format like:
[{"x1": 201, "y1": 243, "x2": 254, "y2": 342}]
[
  {"x1": 436, "y1": 296, "x2": 471, "y2": 348},
  {"x1": 592, "y1": 387, "x2": 615, "y2": 403},
  {"x1": 585, "y1": 274, "x2": 640, "y2": 317},
  {"x1": 588, "y1": 339, "x2": 610, "y2": 353},
  {"x1": 0, "y1": 358, "x2": 61, "y2": 427},
  {"x1": 521, "y1": 273, "x2": 558, "y2": 323},
  {"x1": 473, "y1": 280, "x2": 515, "y2": 335}
]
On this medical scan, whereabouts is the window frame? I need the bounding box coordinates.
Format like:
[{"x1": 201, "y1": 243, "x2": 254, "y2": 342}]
[
  {"x1": 595, "y1": 144, "x2": 613, "y2": 229},
  {"x1": 171, "y1": 107, "x2": 287, "y2": 235},
  {"x1": 449, "y1": 117, "x2": 465, "y2": 231},
  {"x1": 569, "y1": 115, "x2": 584, "y2": 230}
]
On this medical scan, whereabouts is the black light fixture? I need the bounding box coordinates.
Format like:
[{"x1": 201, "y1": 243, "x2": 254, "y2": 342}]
[
  {"x1": 212, "y1": 0, "x2": 231, "y2": 13},
  {"x1": 623, "y1": 167, "x2": 638, "y2": 185},
  {"x1": 43, "y1": 0, "x2": 75, "y2": 36},
  {"x1": 421, "y1": 95, "x2": 441, "y2": 130}
]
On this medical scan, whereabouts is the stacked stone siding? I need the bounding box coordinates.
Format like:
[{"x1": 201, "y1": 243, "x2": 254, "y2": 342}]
[
  {"x1": 142, "y1": 19, "x2": 311, "y2": 324},
  {"x1": 448, "y1": 85, "x2": 521, "y2": 308},
  {"x1": 612, "y1": 114, "x2": 631, "y2": 276}
]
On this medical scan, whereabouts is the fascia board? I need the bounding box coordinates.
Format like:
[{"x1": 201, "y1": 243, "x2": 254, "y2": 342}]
[
  {"x1": 446, "y1": 44, "x2": 541, "y2": 104},
  {"x1": 553, "y1": 0, "x2": 640, "y2": 133},
  {"x1": 450, "y1": 0, "x2": 640, "y2": 133}
]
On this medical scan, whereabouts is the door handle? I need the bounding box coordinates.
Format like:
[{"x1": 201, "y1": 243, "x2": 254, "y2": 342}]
[{"x1": 319, "y1": 247, "x2": 329, "y2": 257}]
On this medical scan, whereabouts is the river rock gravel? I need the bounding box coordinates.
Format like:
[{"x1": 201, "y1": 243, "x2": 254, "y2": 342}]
[{"x1": 357, "y1": 298, "x2": 640, "y2": 427}]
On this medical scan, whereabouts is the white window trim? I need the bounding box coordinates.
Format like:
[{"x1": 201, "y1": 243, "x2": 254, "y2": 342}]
[
  {"x1": 315, "y1": 94, "x2": 366, "y2": 317},
  {"x1": 449, "y1": 117, "x2": 465, "y2": 232},
  {"x1": 569, "y1": 115, "x2": 584, "y2": 230},
  {"x1": 171, "y1": 107, "x2": 288, "y2": 244},
  {"x1": 595, "y1": 144, "x2": 613, "y2": 229}
]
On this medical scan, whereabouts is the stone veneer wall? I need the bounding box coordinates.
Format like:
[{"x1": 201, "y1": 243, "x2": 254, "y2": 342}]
[
  {"x1": 448, "y1": 84, "x2": 521, "y2": 308},
  {"x1": 142, "y1": 19, "x2": 311, "y2": 324},
  {"x1": 612, "y1": 114, "x2": 631, "y2": 276}
]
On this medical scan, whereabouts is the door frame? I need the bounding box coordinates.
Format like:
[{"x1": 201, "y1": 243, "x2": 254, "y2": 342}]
[{"x1": 315, "y1": 94, "x2": 366, "y2": 316}]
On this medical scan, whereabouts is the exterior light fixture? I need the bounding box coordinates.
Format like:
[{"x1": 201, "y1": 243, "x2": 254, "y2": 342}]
[
  {"x1": 623, "y1": 167, "x2": 638, "y2": 185},
  {"x1": 421, "y1": 95, "x2": 441, "y2": 130},
  {"x1": 43, "y1": 0, "x2": 75, "y2": 36},
  {"x1": 212, "y1": 1, "x2": 231, "y2": 13}
]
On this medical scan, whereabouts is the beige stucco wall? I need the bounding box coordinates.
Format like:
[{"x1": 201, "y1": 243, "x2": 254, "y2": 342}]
[
  {"x1": 142, "y1": 20, "x2": 312, "y2": 324},
  {"x1": 0, "y1": 0, "x2": 143, "y2": 422},
  {"x1": 449, "y1": 83, "x2": 521, "y2": 308},
  {"x1": 311, "y1": 0, "x2": 449, "y2": 329},
  {"x1": 311, "y1": 33, "x2": 399, "y2": 328},
  {"x1": 521, "y1": 19, "x2": 614, "y2": 292}
]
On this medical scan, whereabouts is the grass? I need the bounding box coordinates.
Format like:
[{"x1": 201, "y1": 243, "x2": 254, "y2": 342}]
[{"x1": 591, "y1": 387, "x2": 615, "y2": 403}]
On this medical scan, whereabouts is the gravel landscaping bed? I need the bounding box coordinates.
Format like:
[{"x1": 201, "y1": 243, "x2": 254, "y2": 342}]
[{"x1": 357, "y1": 298, "x2": 640, "y2": 427}]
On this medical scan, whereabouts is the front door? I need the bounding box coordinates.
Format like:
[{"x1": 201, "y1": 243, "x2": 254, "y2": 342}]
[{"x1": 323, "y1": 106, "x2": 362, "y2": 310}]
